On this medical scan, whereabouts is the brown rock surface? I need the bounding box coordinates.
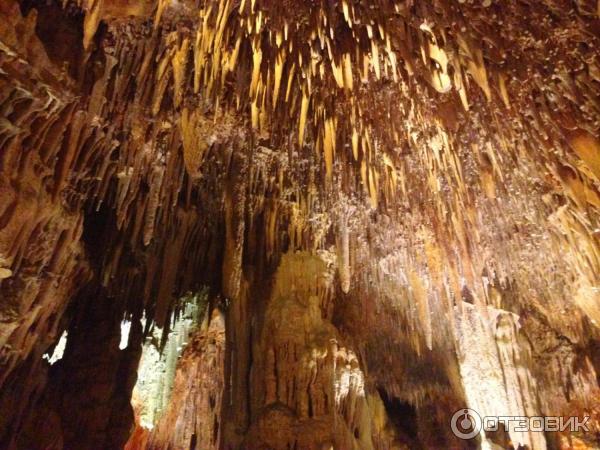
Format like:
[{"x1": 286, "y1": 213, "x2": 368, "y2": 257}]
[{"x1": 1, "y1": 0, "x2": 600, "y2": 448}]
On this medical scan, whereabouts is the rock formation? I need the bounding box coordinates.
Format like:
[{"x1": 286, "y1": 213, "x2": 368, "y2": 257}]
[{"x1": 1, "y1": 0, "x2": 600, "y2": 448}]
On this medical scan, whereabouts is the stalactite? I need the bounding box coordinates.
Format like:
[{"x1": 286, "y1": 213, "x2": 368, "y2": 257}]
[
  {"x1": 455, "y1": 303, "x2": 546, "y2": 449},
  {"x1": 1, "y1": 0, "x2": 600, "y2": 447}
]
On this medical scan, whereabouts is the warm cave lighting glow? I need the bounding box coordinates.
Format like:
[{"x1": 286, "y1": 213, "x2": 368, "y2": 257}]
[
  {"x1": 130, "y1": 293, "x2": 207, "y2": 432},
  {"x1": 2, "y1": 0, "x2": 600, "y2": 449}
]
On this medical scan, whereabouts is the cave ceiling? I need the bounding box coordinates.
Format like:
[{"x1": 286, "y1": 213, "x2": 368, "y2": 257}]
[{"x1": 1, "y1": 0, "x2": 600, "y2": 448}]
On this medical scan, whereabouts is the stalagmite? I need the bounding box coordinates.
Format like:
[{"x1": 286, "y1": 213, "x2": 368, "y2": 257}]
[{"x1": 1, "y1": 0, "x2": 600, "y2": 449}]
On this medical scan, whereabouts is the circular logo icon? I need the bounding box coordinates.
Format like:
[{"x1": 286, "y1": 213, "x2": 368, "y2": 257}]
[{"x1": 451, "y1": 408, "x2": 482, "y2": 440}]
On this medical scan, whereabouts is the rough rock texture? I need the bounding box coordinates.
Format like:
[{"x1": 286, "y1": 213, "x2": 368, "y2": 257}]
[
  {"x1": 1, "y1": 0, "x2": 600, "y2": 448},
  {"x1": 140, "y1": 309, "x2": 226, "y2": 450},
  {"x1": 11, "y1": 288, "x2": 144, "y2": 450},
  {"x1": 241, "y1": 252, "x2": 401, "y2": 450}
]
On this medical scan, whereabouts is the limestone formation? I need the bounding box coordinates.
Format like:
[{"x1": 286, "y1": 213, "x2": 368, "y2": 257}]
[{"x1": 1, "y1": 0, "x2": 600, "y2": 448}]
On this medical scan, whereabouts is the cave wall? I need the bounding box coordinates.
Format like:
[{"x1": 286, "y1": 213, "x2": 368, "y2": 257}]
[
  {"x1": 0, "y1": 0, "x2": 600, "y2": 448},
  {"x1": 129, "y1": 308, "x2": 226, "y2": 450},
  {"x1": 14, "y1": 288, "x2": 143, "y2": 450}
]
